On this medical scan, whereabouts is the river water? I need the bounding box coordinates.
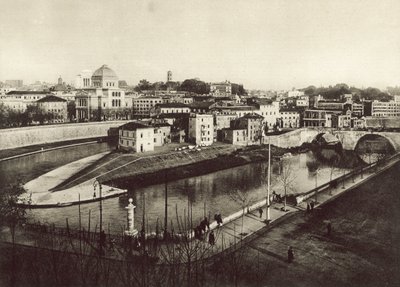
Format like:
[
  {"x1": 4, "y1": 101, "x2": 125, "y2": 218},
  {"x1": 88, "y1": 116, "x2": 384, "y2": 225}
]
[{"x1": 0, "y1": 142, "x2": 359, "y2": 234}]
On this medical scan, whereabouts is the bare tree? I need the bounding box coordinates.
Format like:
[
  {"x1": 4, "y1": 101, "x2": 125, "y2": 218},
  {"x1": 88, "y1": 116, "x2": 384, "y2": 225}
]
[
  {"x1": 277, "y1": 160, "x2": 297, "y2": 211},
  {"x1": 229, "y1": 189, "x2": 255, "y2": 236}
]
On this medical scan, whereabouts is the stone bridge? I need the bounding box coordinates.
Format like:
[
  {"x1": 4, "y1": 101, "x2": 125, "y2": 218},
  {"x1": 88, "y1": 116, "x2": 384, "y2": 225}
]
[{"x1": 266, "y1": 128, "x2": 400, "y2": 151}]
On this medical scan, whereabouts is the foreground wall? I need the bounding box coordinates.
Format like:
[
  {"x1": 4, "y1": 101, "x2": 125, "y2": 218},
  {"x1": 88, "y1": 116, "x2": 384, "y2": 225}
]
[{"x1": 0, "y1": 121, "x2": 129, "y2": 150}]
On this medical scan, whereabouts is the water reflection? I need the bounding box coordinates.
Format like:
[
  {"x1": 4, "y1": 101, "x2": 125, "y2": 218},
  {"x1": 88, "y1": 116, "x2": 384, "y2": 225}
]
[{"x1": 26, "y1": 150, "x2": 354, "y2": 234}]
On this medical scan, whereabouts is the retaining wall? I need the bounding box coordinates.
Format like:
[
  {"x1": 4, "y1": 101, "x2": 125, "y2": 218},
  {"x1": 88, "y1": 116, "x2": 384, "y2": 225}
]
[{"x1": 0, "y1": 121, "x2": 129, "y2": 150}]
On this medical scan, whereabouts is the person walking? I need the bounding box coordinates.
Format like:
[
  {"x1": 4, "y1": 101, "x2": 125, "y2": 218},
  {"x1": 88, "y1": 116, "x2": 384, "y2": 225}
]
[
  {"x1": 310, "y1": 200, "x2": 315, "y2": 212},
  {"x1": 209, "y1": 230, "x2": 215, "y2": 246},
  {"x1": 288, "y1": 246, "x2": 294, "y2": 263},
  {"x1": 259, "y1": 207, "x2": 263, "y2": 218}
]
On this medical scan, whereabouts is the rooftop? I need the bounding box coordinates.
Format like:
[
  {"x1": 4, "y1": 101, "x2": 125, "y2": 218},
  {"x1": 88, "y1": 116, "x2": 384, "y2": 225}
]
[
  {"x1": 6, "y1": 90, "x2": 49, "y2": 95},
  {"x1": 36, "y1": 95, "x2": 67, "y2": 102},
  {"x1": 92, "y1": 64, "x2": 117, "y2": 78},
  {"x1": 119, "y1": 121, "x2": 152, "y2": 131},
  {"x1": 157, "y1": 103, "x2": 189, "y2": 108}
]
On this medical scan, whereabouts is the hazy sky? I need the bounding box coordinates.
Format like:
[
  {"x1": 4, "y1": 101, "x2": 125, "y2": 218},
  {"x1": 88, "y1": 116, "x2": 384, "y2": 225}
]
[{"x1": 0, "y1": 0, "x2": 399, "y2": 90}]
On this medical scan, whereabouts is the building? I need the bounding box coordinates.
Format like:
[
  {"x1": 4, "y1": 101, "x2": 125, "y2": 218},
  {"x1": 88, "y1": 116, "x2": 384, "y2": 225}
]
[
  {"x1": 315, "y1": 100, "x2": 345, "y2": 111},
  {"x1": 118, "y1": 121, "x2": 155, "y2": 152},
  {"x1": 352, "y1": 102, "x2": 364, "y2": 116},
  {"x1": 296, "y1": 96, "x2": 309, "y2": 108},
  {"x1": 221, "y1": 128, "x2": 247, "y2": 145},
  {"x1": 279, "y1": 109, "x2": 300, "y2": 128},
  {"x1": 214, "y1": 113, "x2": 238, "y2": 131},
  {"x1": 36, "y1": 95, "x2": 68, "y2": 123},
  {"x1": 188, "y1": 113, "x2": 214, "y2": 146},
  {"x1": 213, "y1": 105, "x2": 257, "y2": 118},
  {"x1": 210, "y1": 81, "x2": 232, "y2": 96},
  {"x1": 222, "y1": 113, "x2": 263, "y2": 145},
  {"x1": 75, "y1": 65, "x2": 129, "y2": 121},
  {"x1": 1, "y1": 91, "x2": 50, "y2": 112},
  {"x1": 288, "y1": 90, "x2": 304, "y2": 98},
  {"x1": 167, "y1": 71, "x2": 172, "y2": 82},
  {"x1": 371, "y1": 98, "x2": 400, "y2": 117},
  {"x1": 133, "y1": 96, "x2": 163, "y2": 117},
  {"x1": 254, "y1": 100, "x2": 280, "y2": 129},
  {"x1": 151, "y1": 103, "x2": 190, "y2": 117},
  {"x1": 75, "y1": 70, "x2": 92, "y2": 89},
  {"x1": 331, "y1": 109, "x2": 352, "y2": 129},
  {"x1": 189, "y1": 101, "x2": 215, "y2": 114},
  {"x1": 153, "y1": 122, "x2": 171, "y2": 146},
  {"x1": 303, "y1": 109, "x2": 342, "y2": 128}
]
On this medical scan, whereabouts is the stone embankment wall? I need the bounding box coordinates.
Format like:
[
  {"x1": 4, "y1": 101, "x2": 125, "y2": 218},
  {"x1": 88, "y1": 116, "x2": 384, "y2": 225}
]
[
  {"x1": 0, "y1": 121, "x2": 129, "y2": 150},
  {"x1": 266, "y1": 128, "x2": 319, "y2": 148}
]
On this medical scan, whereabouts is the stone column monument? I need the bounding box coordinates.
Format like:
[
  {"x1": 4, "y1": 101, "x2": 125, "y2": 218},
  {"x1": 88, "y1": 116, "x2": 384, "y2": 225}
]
[{"x1": 125, "y1": 198, "x2": 138, "y2": 236}]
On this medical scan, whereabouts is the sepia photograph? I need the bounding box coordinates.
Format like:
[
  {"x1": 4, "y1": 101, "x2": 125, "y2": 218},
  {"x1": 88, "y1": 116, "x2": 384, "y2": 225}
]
[{"x1": 0, "y1": 0, "x2": 399, "y2": 286}]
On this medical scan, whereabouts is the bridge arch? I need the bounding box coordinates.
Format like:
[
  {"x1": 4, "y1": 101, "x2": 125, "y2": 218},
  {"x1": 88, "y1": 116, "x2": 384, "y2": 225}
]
[{"x1": 353, "y1": 133, "x2": 396, "y2": 154}]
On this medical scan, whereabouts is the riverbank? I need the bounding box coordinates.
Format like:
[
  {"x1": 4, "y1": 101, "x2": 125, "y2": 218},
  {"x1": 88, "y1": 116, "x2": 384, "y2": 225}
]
[
  {"x1": 108, "y1": 143, "x2": 309, "y2": 190},
  {"x1": 18, "y1": 143, "x2": 308, "y2": 207}
]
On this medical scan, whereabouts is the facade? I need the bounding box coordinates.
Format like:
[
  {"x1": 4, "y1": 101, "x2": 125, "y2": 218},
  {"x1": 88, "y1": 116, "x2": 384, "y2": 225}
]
[
  {"x1": 315, "y1": 100, "x2": 345, "y2": 110},
  {"x1": 331, "y1": 109, "x2": 352, "y2": 128},
  {"x1": 254, "y1": 100, "x2": 280, "y2": 129},
  {"x1": 167, "y1": 71, "x2": 172, "y2": 82},
  {"x1": 352, "y1": 102, "x2": 364, "y2": 116},
  {"x1": 118, "y1": 122, "x2": 155, "y2": 153},
  {"x1": 75, "y1": 70, "x2": 92, "y2": 89},
  {"x1": 1, "y1": 91, "x2": 49, "y2": 112},
  {"x1": 288, "y1": 90, "x2": 304, "y2": 98},
  {"x1": 279, "y1": 109, "x2": 300, "y2": 128},
  {"x1": 213, "y1": 105, "x2": 257, "y2": 118},
  {"x1": 214, "y1": 113, "x2": 238, "y2": 131},
  {"x1": 153, "y1": 123, "x2": 171, "y2": 147},
  {"x1": 296, "y1": 96, "x2": 309, "y2": 107},
  {"x1": 75, "y1": 65, "x2": 129, "y2": 121},
  {"x1": 188, "y1": 113, "x2": 214, "y2": 146},
  {"x1": 303, "y1": 109, "x2": 342, "y2": 128},
  {"x1": 210, "y1": 81, "x2": 232, "y2": 96},
  {"x1": 75, "y1": 88, "x2": 128, "y2": 121},
  {"x1": 133, "y1": 96, "x2": 163, "y2": 117},
  {"x1": 221, "y1": 128, "x2": 247, "y2": 145},
  {"x1": 152, "y1": 103, "x2": 190, "y2": 116},
  {"x1": 371, "y1": 99, "x2": 400, "y2": 117},
  {"x1": 222, "y1": 113, "x2": 263, "y2": 145},
  {"x1": 36, "y1": 95, "x2": 68, "y2": 123}
]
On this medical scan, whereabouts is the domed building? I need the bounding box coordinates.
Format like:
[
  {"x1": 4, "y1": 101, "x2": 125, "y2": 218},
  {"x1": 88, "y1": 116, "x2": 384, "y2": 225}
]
[
  {"x1": 75, "y1": 64, "x2": 133, "y2": 121},
  {"x1": 91, "y1": 64, "x2": 119, "y2": 88}
]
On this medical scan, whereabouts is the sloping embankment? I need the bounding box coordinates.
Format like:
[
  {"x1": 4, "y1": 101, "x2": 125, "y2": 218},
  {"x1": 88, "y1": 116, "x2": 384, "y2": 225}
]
[{"x1": 106, "y1": 144, "x2": 307, "y2": 189}]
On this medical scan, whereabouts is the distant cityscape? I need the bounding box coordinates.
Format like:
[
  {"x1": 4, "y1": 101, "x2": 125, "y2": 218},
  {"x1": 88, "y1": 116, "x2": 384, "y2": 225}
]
[{"x1": 1, "y1": 64, "x2": 400, "y2": 152}]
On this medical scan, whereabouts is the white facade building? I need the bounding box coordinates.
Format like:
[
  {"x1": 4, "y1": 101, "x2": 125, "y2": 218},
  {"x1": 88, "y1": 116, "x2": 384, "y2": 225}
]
[{"x1": 188, "y1": 113, "x2": 214, "y2": 146}]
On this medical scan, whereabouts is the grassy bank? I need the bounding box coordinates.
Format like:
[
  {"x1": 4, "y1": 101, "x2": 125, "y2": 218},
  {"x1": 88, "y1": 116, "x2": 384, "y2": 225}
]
[{"x1": 107, "y1": 144, "x2": 308, "y2": 189}]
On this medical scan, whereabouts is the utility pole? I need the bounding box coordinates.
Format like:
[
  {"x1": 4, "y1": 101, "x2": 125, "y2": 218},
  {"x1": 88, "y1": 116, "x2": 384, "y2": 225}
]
[
  {"x1": 164, "y1": 171, "x2": 168, "y2": 239},
  {"x1": 266, "y1": 136, "x2": 271, "y2": 222}
]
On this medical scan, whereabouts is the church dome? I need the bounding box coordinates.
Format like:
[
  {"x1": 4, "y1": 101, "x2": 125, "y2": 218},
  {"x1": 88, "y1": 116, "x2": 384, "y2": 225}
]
[{"x1": 92, "y1": 64, "x2": 117, "y2": 78}]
